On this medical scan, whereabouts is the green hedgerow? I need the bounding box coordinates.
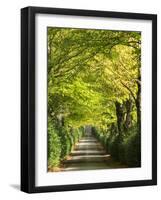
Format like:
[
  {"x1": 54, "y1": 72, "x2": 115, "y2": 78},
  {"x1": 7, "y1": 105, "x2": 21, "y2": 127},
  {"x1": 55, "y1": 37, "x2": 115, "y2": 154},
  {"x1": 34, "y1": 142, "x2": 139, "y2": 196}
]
[
  {"x1": 124, "y1": 133, "x2": 141, "y2": 167},
  {"x1": 48, "y1": 122, "x2": 61, "y2": 167}
]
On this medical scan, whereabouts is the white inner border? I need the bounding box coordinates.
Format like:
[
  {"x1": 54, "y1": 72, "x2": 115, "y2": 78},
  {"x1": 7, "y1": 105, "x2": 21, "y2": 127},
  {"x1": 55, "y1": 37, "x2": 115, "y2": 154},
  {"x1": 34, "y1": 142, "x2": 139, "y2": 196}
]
[{"x1": 35, "y1": 14, "x2": 152, "y2": 186}]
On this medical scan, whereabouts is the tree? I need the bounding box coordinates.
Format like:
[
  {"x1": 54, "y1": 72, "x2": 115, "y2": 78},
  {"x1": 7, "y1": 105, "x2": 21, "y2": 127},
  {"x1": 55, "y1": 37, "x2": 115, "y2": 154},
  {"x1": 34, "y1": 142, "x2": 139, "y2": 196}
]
[{"x1": 47, "y1": 27, "x2": 141, "y2": 168}]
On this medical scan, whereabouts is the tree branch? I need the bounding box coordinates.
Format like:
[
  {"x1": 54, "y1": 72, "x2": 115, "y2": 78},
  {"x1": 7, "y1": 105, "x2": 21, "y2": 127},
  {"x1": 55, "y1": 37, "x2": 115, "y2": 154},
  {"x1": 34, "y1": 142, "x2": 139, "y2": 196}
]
[{"x1": 120, "y1": 81, "x2": 136, "y2": 101}]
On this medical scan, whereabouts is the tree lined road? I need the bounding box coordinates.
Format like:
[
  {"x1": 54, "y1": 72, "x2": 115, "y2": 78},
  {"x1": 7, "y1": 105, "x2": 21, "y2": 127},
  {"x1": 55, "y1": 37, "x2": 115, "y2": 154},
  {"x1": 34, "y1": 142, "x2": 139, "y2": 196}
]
[{"x1": 48, "y1": 28, "x2": 141, "y2": 170}]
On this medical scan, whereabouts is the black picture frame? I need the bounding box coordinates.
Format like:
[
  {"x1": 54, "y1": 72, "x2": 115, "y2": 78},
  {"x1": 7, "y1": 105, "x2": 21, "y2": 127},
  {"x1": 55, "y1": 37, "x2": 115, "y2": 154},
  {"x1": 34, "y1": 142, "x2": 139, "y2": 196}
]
[{"x1": 21, "y1": 6, "x2": 157, "y2": 193}]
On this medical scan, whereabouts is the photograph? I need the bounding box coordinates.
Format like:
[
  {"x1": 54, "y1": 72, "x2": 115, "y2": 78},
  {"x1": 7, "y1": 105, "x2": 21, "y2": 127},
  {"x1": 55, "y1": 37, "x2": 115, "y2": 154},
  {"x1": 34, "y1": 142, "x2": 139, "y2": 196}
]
[
  {"x1": 21, "y1": 6, "x2": 157, "y2": 193},
  {"x1": 47, "y1": 27, "x2": 141, "y2": 172}
]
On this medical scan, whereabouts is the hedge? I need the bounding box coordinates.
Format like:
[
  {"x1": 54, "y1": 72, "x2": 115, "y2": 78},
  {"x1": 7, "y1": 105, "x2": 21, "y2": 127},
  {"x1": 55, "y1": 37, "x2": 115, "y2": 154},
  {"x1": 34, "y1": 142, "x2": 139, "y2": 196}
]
[{"x1": 48, "y1": 120, "x2": 85, "y2": 168}]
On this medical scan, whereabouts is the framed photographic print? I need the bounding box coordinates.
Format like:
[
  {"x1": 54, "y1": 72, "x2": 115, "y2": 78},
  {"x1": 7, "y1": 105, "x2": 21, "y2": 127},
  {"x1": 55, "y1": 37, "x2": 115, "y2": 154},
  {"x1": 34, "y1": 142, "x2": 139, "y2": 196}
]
[{"x1": 21, "y1": 6, "x2": 157, "y2": 193}]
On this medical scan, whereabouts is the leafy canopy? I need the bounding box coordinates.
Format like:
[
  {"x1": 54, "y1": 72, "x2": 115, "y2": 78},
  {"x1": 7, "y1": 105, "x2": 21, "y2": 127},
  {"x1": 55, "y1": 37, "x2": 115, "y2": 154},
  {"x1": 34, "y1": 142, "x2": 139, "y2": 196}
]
[{"x1": 48, "y1": 28, "x2": 141, "y2": 130}]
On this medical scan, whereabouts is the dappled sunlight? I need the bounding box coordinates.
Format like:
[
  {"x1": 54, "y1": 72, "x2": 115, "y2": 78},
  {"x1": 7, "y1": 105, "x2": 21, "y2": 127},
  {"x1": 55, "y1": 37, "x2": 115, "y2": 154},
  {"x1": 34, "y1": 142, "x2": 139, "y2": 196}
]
[{"x1": 48, "y1": 27, "x2": 141, "y2": 172}]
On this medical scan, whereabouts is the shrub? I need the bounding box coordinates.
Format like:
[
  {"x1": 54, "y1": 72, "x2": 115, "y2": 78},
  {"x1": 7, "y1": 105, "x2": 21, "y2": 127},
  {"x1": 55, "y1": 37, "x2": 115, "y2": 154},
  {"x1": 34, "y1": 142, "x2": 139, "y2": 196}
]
[
  {"x1": 109, "y1": 128, "x2": 141, "y2": 167},
  {"x1": 69, "y1": 127, "x2": 84, "y2": 147},
  {"x1": 48, "y1": 123, "x2": 86, "y2": 168},
  {"x1": 92, "y1": 124, "x2": 141, "y2": 168},
  {"x1": 78, "y1": 127, "x2": 85, "y2": 139},
  {"x1": 124, "y1": 133, "x2": 141, "y2": 167},
  {"x1": 56, "y1": 126, "x2": 85, "y2": 161},
  {"x1": 48, "y1": 121, "x2": 61, "y2": 167},
  {"x1": 59, "y1": 128, "x2": 73, "y2": 159},
  {"x1": 72, "y1": 129, "x2": 80, "y2": 143},
  {"x1": 108, "y1": 135, "x2": 121, "y2": 160}
]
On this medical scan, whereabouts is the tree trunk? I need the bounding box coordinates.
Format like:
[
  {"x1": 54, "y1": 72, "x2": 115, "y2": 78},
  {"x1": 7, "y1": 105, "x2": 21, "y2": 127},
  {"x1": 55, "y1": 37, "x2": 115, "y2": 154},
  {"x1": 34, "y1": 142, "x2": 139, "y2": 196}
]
[
  {"x1": 125, "y1": 98, "x2": 133, "y2": 131},
  {"x1": 135, "y1": 73, "x2": 141, "y2": 134},
  {"x1": 136, "y1": 87, "x2": 141, "y2": 133},
  {"x1": 115, "y1": 101, "x2": 124, "y2": 136}
]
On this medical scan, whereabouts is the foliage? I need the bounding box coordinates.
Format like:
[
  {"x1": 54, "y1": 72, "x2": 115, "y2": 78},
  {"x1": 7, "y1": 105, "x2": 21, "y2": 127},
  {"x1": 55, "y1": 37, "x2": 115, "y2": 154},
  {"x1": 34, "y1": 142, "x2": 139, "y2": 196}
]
[
  {"x1": 48, "y1": 27, "x2": 141, "y2": 168},
  {"x1": 92, "y1": 125, "x2": 141, "y2": 167},
  {"x1": 48, "y1": 118, "x2": 61, "y2": 167},
  {"x1": 123, "y1": 130, "x2": 141, "y2": 167},
  {"x1": 48, "y1": 117, "x2": 84, "y2": 169}
]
